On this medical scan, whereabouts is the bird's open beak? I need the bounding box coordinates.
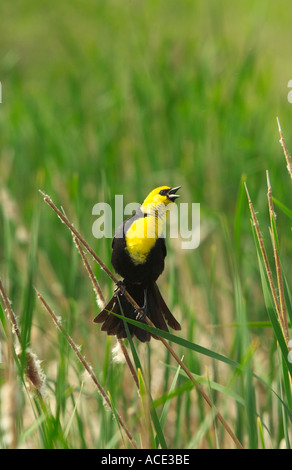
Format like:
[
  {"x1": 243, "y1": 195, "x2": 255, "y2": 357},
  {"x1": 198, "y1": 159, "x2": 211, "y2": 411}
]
[{"x1": 167, "y1": 186, "x2": 181, "y2": 200}]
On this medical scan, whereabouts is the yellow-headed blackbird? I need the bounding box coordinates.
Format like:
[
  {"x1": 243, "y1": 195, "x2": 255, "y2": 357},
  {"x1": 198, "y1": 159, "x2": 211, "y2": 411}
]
[{"x1": 94, "y1": 186, "x2": 181, "y2": 342}]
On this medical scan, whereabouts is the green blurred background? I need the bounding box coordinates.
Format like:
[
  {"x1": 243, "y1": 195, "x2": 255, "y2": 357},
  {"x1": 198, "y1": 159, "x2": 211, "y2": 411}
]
[
  {"x1": 0, "y1": 0, "x2": 292, "y2": 449},
  {"x1": 1, "y1": 0, "x2": 291, "y2": 286}
]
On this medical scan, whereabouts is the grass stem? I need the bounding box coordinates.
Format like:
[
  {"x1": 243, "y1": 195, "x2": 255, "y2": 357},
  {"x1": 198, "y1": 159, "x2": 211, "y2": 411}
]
[{"x1": 277, "y1": 117, "x2": 292, "y2": 182}]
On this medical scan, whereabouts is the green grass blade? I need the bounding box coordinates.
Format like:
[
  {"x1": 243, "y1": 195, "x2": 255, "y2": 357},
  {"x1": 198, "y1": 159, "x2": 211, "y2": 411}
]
[
  {"x1": 64, "y1": 382, "x2": 84, "y2": 440},
  {"x1": 249, "y1": 221, "x2": 292, "y2": 377},
  {"x1": 137, "y1": 368, "x2": 168, "y2": 449},
  {"x1": 19, "y1": 207, "x2": 39, "y2": 368},
  {"x1": 257, "y1": 417, "x2": 266, "y2": 449},
  {"x1": 107, "y1": 310, "x2": 239, "y2": 369},
  {"x1": 256, "y1": 248, "x2": 292, "y2": 377},
  {"x1": 280, "y1": 353, "x2": 291, "y2": 449},
  {"x1": 154, "y1": 362, "x2": 182, "y2": 448},
  {"x1": 107, "y1": 390, "x2": 126, "y2": 448},
  {"x1": 272, "y1": 197, "x2": 292, "y2": 220}
]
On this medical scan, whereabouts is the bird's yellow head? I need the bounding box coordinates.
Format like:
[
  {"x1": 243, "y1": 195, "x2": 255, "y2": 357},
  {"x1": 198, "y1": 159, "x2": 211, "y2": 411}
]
[{"x1": 141, "y1": 186, "x2": 181, "y2": 215}]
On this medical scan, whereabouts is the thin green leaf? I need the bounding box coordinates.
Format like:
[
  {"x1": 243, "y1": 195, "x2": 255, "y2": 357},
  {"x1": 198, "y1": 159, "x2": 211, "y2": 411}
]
[
  {"x1": 155, "y1": 362, "x2": 182, "y2": 448},
  {"x1": 108, "y1": 310, "x2": 239, "y2": 369},
  {"x1": 272, "y1": 197, "x2": 292, "y2": 220},
  {"x1": 257, "y1": 417, "x2": 266, "y2": 449},
  {"x1": 138, "y1": 369, "x2": 168, "y2": 450},
  {"x1": 108, "y1": 390, "x2": 126, "y2": 448},
  {"x1": 64, "y1": 382, "x2": 84, "y2": 440}
]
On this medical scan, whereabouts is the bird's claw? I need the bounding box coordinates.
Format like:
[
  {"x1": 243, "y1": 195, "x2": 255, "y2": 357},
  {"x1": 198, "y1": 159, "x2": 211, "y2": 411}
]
[
  {"x1": 114, "y1": 280, "x2": 126, "y2": 297},
  {"x1": 135, "y1": 307, "x2": 147, "y2": 321}
]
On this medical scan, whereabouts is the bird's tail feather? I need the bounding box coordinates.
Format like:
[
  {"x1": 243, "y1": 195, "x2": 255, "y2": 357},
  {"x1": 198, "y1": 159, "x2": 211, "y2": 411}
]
[{"x1": 93, "y1": 281, "x2": 181, "y2": 343}]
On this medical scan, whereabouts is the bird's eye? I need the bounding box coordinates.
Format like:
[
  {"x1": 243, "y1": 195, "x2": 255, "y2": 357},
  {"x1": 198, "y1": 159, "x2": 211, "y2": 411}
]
[{"x1": 159, "y1": 189, "x2": 168, "y2": 196}]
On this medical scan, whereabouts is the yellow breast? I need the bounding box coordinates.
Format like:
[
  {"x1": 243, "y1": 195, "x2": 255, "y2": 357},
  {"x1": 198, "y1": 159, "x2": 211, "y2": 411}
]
[{"x1": 125, "y1": 215, "x2": 164, "y2": 265}]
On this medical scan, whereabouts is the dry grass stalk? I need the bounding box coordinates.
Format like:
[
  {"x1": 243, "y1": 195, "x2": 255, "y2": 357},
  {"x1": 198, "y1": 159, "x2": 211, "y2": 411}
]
[
  {"x1": 117, "y1": 339, "x2": 139, "y2": 390},
  {"x1": 266, "y1": 171, "x2": 290, "y2": 346},
  {"x1": 244, "y1": 183, "x2": 281, "y2": 319},
  {"x1": 0, "y1": 279, "x2": 46, "y2": 399},
  {"x1": 34, "y1": 287, "x2": 138, "y2": 449},
  {"x1": 0, "y1": 281, "x2": 19, "y2": 448},
  {"x1": 40, "y1": 190, "x2": 244, "y2": 449},
  {"x1": 277, "y1": 117, "x2": 292, "y2": 182},
  {"x1": 72, "y1": 235, "x2": 106, "y2": 309},
  {"x1": 6, "y1": 344, "x2": 18, "y2": 448},
  {"x1": 0, "y1": 279, "x2": 21, "y2": 344}
]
